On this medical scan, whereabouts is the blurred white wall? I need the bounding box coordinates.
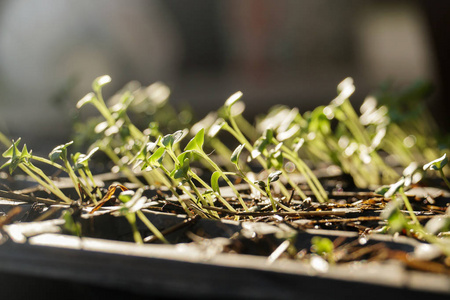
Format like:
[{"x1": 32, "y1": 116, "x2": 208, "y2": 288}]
[
  {"x1": 0, "y1": 0, "x2": 181, "y2": 147},
  {"x1": 0, "y1": 0, "x2": 436, "y2": 150},
  {"x1": 354, "y1": 2, "x2": 434, "y2": 84}
]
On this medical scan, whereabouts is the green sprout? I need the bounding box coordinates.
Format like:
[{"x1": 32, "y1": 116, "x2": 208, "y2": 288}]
[
  {"x1": 381, "y1": 176, "x2": 450, "y2": 256},
  {"x1": 255, "y1": 171, "x2": 285, "y2": 212},
  {"x1": 183, "y1": 128, "x2": 250, "y2": 212},
  {"x1": 114, "y1": 189, "x2": 168, "y2": 244},
  {"x1": 1, "y1": 139, "x2": 72, "y2": 203},
  {"x1": 423, "y1": 154, "x2": 450, "y2": 190},
  {"x1": 311, "y1": 236, "x2": 335, "y2": 264}
]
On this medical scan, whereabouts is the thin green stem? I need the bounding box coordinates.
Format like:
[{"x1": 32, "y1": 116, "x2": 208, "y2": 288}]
[
  {"x1": 189, "y1": 172, "x2": 236, "y2": 212},
  {"x1": 19, "y1": 165, "x2": 72, "y2": 203},
  {"x1": 200, "y1": 152, "x2": 250, "y2": 212},
  {"x1": 265, "y1": 185, "x2": 277, "y2": 212},
  {"x1": 101, "y1": 145, "x2": 144, "y2": 186},
  {"x1": 64, "y1": 160, "x2": 82, "y2": 199},
  {"x1": 31, "y1": 156, "x2": 66, "y2": 171},
  {"x1": 136, "y1": 210, "x2": 169, "y2": 244},
  {"x1": 439, "y1": 169, "x2": 450, "y2": 190},
  {"x1": 399, "y1": 188, "x2": 419, "y2": 225},
  {"x1": 147, "y1": 169, "x2": 193, "y2": 217},
  {"x1": 125, "y1": 213, "x2": 143, "y2": 244}
]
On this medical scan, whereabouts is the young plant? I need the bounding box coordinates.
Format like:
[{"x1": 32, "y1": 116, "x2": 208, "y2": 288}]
[
  {"x1": 381, "y1": 176, "x2": 450, "y2": 256},
  {"x1": 423, "y1": 154, "x2": 450, "y2": 190},
  {"x1": 72, "y1": 147, "x2": 103, "y2": 203},
  {"x1": 255, "y1": 171, "x2": 293, "y2": 212},
  {"x1": 210, "y1": 93, "x2": 324, "y2": 202},
  {"x1": 184, "y1": 128, "x2": 250, "y2": 212},
  {"x1": 1, "y1": 139, "x2": 72, "y2": 203},
  {"x1": 113, "y1": 189, "x2": 169, "y2": 244},
  {"x1": 311, "y1": 236, "x2": 335, "y2": 264}
]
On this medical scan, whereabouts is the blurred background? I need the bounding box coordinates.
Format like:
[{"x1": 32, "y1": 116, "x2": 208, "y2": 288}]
[{"x1": 0, "y1": 0, "x2": 448, "y2": 150}]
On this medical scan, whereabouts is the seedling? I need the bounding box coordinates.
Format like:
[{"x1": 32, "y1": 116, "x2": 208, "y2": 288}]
[
  {"x1": 255, "y1": 171, "x2": 289, "y2": 212},
  {"x1": 1, "y1": 139, "x2": 72, "y2": 203},
  {"x1": 311, "y1": 236, "x2": 335, "y2": 264},
  {"x1": 381, "y1": 175, "x2": 450, "y2": 256},
  {"x1": 113, "y1": 188, "x2": 169, "y2": 244},
  {"x1": 423, "y1": 154, "x2": 450, "y2": 190},
  {"x1": 184, "y1": 129, "x2": 250, "y2": 212}
]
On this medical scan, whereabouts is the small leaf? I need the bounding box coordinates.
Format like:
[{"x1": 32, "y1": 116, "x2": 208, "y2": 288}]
[
  {"x1": 268, "y1": 171, "x2": 282, "y2": 183},
  {"x1": 252, "y1": 137, "x2": 268, "y2": 159},
  {"x1": 176, "y1": 151, "x2": 193, "y2": 165},
  {"x1": 161, "y1": 133, "x2": 174, "y2": 149},
  {"x1": 92, "y1": 75, "x2": 112, "y2": 93},
  {"x1": 0, "y1": 159, "x2": 12, "y2": 172},
  {"x1": 276, "y1": 125, "x2": 300, "y2": 141},
  {"x1": 148, "y1": 147, "x2": 165, "y2": 168},
  {"x1": 311, "y1": 236, "x2": 334, "y2": 256},
  {"x1": 2, "y1": 138, "x2": 21, "y2": 158},
  {"x1": 185, "y1": 128, "x2": 204, "y2": 152},
  {"x1": 118, "y1": 189, "x2": 147, "y2": 214},
  {"x1": 74, "y1": 147, "x2": 99, "y2": 170},
  {"x1": 49, "y1": 141, "x2": 74, "y2": 162},
  {"x1": 118, "y1": 190, "x2": 135, "y2": 203},
  {"x1": 208, "y1": 119, "x2": 225, "y2": 138},
  {"x1": 255, "y1": 180, "x2": 267, "y2": 189},
  {"x1": 63, "y1": 210, "x2": 82, "y2": 237},
  {"x1": 231, "y1": 144, "x2": 245, "y2": 165},
  {"x1": 264, "y1": 129, "x2": 274, "y2": 142},
  {"x1": 148, "y1": 136, "x2": 161, "y2": 152},
  {"x1": 293, "y1": 138, "x2": 304, "y2": 153},
  {"x1": 423, "y1": 154, "x2": 448, "y2": 171},
  {"x1": 384, "y1": 177, "x2": 405, "y2": 198},
  {"x1": 211, "y1": 171, "x2": 221, "y2": 195},
  {"x1": 173, "y1": 129, "x2": 188, "y2": 145},
  {"x1": 374, "y1": 185, "x2": 390, "y2": 196},
  {"x1": 224, "y1": 91, "x2": 243, "y2": 111},
  {"x1": 173, "y1": 158, "x2": 190, "y2": 180},
  {"x1": 76, "y1": 92, "x2": 95, "y2": 109}
]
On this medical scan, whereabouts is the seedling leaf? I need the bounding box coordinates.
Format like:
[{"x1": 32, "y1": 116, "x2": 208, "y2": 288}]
[
  {"x1": 117, "y1": 189, "x2": 147, "y2": 215},
  {"x1": 255, "y1": 180, "x2": 267, "y2": 189},
  {"x1": 185, "y1": 128, "x2": 204, "y2": 152},
  {"x1": 92, "y1": 75, "x2": 111, "y2": 93},
  {"x1": 211, "y1": 171, "x2": 221, "y2": 194},
  {"x1": 161, "y1": 133, "x2": 174, "y2": 149},
  {"x1": 224, "y1": 91, "x2": 243, "y2": 111},
  {"x1": 63, "y1": 210, "x2": 82, "y2": 237},
  {"x1": 74, "y1": 147, "x2": 99, "y2": 170},
  {"x1": 148, "y1": 147, "x2": 166, "y2": 167},
  {"x1": 76, "y1": 92, "x2": 95, "y2": 109},
  {"x1": 173, "y1": 129, "x2": 188, "y2": 145},
  {"x1": 384, "y1": 177, "x2": 405, "y2": 198},
  {"x1": 173, "y1": 158, "x2": 190, "y2": 180},
  {"x1": 423, "y1": 154, "x2": 448, "y2": 171},
  {"x1": 231, "y1": 144, "x2": 245, "y2": 165},
  {"x1": 268, "y1": 171, "x2": 282, "y2": 183},
  {"x1": 2, "y1": 138, "x2": 21, "y2": 158},
  {"x1": 208, "y1": 119, "x2": 225, "y2": 137},
  {"x1": 49, "y1": 141, "x2": 74, "y2": 162},
  {"x1": 311, "y1": 236, "x2": 334, "y2": 257}
]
